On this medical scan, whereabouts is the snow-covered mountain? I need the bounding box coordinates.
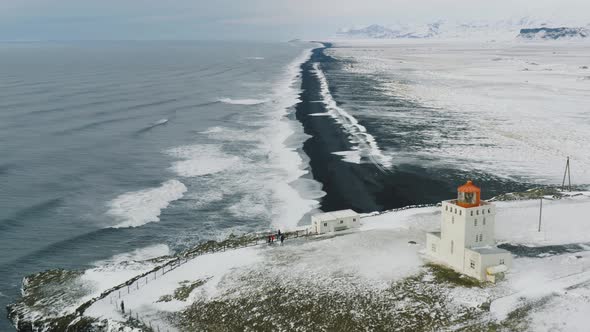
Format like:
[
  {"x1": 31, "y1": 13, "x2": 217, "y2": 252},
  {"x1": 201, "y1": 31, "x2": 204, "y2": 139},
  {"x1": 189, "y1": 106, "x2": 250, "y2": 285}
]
[
  {"x1": 336, "y1": 19, "x2": 589, "y2": 40},
  {"x1": 337, "y1": 22, "x2": 443, "y2": 39},
  {"x1": 518, "y1": 27, "x2": 590, "y2": 40}
]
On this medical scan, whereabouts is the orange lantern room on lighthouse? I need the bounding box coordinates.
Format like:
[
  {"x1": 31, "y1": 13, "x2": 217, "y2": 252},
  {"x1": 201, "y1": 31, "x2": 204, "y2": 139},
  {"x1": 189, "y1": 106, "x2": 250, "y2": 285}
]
[{"x1": 456, "y1": 180, "x2": 481, "y2": 208}]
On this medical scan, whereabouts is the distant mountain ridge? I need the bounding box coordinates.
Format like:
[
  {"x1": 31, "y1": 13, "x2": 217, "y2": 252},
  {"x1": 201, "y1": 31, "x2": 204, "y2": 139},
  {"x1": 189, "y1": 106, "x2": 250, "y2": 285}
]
[
  {"x1": 518, "y1": 27, "x2": 589, "y2": 40},
  {"x1": 336, "y1": 19, "x2": 590, "y2": 40}
]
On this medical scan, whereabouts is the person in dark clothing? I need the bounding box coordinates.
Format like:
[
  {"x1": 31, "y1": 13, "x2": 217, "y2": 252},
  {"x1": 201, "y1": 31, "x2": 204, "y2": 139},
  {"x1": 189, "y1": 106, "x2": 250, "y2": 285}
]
[
  {"x1": 121, "y1": 301, "x2": 125, "y2": 314},
  {"x1": 280, "y1": 234, "x2": 285, "y2": 244}
]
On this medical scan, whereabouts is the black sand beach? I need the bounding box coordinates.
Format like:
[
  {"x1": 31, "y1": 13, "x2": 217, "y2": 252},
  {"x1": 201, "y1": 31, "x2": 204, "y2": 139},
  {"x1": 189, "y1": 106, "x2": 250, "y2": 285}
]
[{"x1": 295, "y1": 44, "x2": 530, "y2": 213}]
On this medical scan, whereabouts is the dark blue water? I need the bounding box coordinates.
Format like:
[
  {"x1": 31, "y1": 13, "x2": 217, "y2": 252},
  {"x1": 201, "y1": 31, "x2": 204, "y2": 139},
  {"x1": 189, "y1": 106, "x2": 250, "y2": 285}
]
[{"x1": 0, "y1": 40, "x2": 320, "y2": 329}]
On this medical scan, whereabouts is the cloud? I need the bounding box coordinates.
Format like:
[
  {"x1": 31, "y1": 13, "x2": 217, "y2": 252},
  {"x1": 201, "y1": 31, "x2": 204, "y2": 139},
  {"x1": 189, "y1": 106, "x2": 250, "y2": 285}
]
[{"x1": 0, "y1": 0, "x2": 589, "y2": 40}]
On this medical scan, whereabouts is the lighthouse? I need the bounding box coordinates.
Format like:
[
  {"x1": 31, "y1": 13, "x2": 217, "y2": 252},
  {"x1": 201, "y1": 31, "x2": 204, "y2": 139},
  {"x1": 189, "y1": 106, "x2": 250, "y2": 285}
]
[{"x1": 426, "y1": 181, "x2": 512, "y2": 282}]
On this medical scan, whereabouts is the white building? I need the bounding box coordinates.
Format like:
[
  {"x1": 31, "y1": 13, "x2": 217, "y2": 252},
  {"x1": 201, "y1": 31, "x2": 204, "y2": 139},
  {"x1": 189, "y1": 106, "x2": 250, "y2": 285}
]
[
  {"x1": 311, "y1": 209, "x2": 361, "y2": 234},
  {"x1": 426, "y1": 181, "x2": 512, "y2": 282}
]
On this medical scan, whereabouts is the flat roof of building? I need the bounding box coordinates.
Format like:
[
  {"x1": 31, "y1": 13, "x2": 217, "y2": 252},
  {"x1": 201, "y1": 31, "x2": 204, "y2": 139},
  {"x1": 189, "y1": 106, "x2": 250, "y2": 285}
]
[
  {"x1": 312, "y1": 209, "x2": 359, "y2": 222},
  {"x1": 468, "y1": 247, "x2": 510, "y2": 255}
]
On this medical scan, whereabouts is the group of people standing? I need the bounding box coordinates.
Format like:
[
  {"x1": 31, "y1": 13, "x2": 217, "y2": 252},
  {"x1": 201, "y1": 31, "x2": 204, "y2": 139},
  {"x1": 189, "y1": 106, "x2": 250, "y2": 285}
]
[{"x1": 267, "y1": 229, "x2": 285, "y2": 245}]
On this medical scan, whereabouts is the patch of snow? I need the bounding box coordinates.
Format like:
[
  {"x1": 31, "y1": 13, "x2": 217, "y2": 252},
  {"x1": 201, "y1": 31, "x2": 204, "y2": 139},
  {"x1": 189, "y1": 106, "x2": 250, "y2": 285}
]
[
  {"x1": 495, "y1": 195, "x2": 590, "y2": 245},
  {"x1": 490, "y1": 251, "x2": 590, "y2": 322},
  {"x1": 528, "y1": 283, "x2": 590, "y2": 332},
  {"x1": 86, "y1": 247, "x2": 262, "y2": 329}
]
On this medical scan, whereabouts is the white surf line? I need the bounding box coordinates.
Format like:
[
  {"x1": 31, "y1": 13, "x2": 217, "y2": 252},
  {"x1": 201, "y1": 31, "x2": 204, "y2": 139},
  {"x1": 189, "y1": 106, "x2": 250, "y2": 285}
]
[{"x1": 312, "y1": 62, "x2": 392, "y2": 172}]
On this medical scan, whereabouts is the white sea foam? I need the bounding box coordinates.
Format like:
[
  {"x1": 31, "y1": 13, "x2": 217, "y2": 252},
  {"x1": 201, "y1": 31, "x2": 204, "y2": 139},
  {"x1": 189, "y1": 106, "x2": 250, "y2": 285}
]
[
  {"x1": 186, "y1": 191, "x2": 224, "y2": 209},
  {"x1": 262, "y1": 48, "x2": 326, "y2": 228},
  {"x1": 152, "y1": 118, "x2": 168, "y2": 126},
  {"x1": 92, "y1": 244, "x2": 171, "y2": 266},
  {"x1": 200, "y1": 126, "x2": 224, "y2": 134},
  {"x1": 217, "y1": 98, "x2": 268, "y2": 105},
  {"x1": 246, "y1": 57, "x2": 265, "y2": 60},
  {"x1": 161, "y1": 47, "x2": 324, "y2": 229},
  {"x1": 332, "y1": 150, "x2": 363, "y2": 164},
  {"x1": 166, "y1": 144, "x2": 239, "y2": 177},
  {"x1": 313, "y1": 62, "x2": 392, "y2": 170},
  {"x1": 108, "y1": 180, "x2": 187, "y2": 228},
  {"x1": 228, "y1": 195, "x2": 270, "y2": 219}
]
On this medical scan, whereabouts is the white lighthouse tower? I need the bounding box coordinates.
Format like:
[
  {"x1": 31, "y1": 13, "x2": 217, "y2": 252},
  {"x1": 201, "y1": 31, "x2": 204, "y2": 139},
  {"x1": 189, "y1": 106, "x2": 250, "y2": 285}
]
[{"x1": 426, "y1": 181, "x2": 512, "y2": 282}]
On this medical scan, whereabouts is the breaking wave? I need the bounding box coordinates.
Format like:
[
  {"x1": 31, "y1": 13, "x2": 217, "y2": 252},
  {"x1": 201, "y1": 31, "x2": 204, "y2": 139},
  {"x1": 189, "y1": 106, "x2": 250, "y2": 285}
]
[
  {"x1": 166, "y1": 144, "x2": 239, "y2": 177},
  {"x1": 92, "y1": 244, "x2": 171, "y2": 266},
  {"x1": 217, "y1": 98, "x2": 268, "y2": 105},
  {"x1": 108, "y1": 180, "x2": 187, "y2": 228},
  {"x1": 313, "y1": 62, "x2": 392, "y2": 170}
]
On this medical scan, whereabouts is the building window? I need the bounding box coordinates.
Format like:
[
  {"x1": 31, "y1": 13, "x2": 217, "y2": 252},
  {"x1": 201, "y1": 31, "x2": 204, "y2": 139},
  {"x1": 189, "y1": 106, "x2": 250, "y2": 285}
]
[
  {"x1": 500, "y1": 259, "x2": 505, "y2": 265},
  {"x1": 454, "y1": 208, "x2": 457, "y2": 214},
  {"x1": 470, "y1": 260, "x2": 476, "y2": 269},
  {"x1": 480, "y1": 234, "x2": 483, "y2": 242},
  {"x1": 475, "y1": 234, "x2": 479, "y2": 242},
  {"x1": 445, "y1": 206, "x2": 448, "y2": 211},
  {"x1": 483, "y1": 217, "x2": 486, "y2": 225},
  {"x1": 482, "y1": 209, "x2": 485, "y2": 215},
  {"x1": 488, "y1": 208, "x2": 491, "y2": 214},
  {"x1": 459, "y1": 210, "x2": 462, "y2": 216},
  {"x1": 474, "y1": 219, "x2": 478, "y2": 227},
  {"x1": 340, "y1": 220, "x2": 343, "y2": 224},
  {"x1": 353, "y1": 218, "x2": 356, "y2": 222},
  {"x1": 452, "y1": 216, "x2": 454, "y2": 223},
  {"x1": 432, "y1": 244, "x2": 436, "y2": 252},
  {"x1": 451, "y1": 240, "x2": 454, "y2": 254},
  {"x1": 476, "y1": 210, "x2": 479, "y2": 215},
  {"x1": 324, "y1": 223, "x2": 327, "y2": 227},
  {"x1": 470, "y1": 211, "x2": 473, "y2": 216}
]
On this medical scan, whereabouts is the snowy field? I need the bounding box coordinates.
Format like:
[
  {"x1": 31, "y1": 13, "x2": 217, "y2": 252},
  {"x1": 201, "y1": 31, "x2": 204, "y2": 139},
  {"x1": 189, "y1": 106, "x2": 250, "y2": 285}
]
[
  {"x1": 56, "y1": 192, "x2": 590, "y2": 331},
  {"x1": 327, "y1": 40, "x2": 590, "y2": 185}
]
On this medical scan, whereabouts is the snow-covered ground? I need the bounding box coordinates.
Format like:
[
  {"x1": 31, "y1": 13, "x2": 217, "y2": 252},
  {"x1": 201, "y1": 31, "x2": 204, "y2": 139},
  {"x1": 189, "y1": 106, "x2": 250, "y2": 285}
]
[
  {"x1": 70, "y1": 192, "x2": 590, "y2": 331},
  {"x1": 327, "y1": 40, "x2": 590, "y2": 185}
]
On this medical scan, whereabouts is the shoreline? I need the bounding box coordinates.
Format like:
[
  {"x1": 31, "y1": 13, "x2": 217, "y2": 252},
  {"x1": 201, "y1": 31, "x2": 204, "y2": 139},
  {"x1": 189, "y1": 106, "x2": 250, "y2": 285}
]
[{"x1": 295, "y1": 43, "x2": 531, "y2": 213}]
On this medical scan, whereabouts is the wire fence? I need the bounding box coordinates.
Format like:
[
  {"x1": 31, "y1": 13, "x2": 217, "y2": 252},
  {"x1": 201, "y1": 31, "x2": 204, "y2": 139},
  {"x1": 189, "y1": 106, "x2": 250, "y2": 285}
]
[
  {"x1": 116, "y1": 303, "x2": 170, "y2": 332},
  {"x1": 77, "y1": 228, "x2": 315, "y2": 324},
  {"x1": 76, "y1": 209, "x2": 427, "y2": 326}
]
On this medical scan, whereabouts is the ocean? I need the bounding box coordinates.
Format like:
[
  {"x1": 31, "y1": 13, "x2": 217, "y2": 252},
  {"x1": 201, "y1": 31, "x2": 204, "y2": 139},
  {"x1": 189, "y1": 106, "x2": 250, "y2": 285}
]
[{"x1": 0, "y1": 40, "x2": 324, "y2": 329}]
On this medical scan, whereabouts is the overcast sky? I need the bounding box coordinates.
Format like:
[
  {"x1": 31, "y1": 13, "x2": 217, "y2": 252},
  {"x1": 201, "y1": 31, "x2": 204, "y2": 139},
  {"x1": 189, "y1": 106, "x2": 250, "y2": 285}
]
[{"x1": 1, "y1": 0, "x2": 589, "y2": 41}]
